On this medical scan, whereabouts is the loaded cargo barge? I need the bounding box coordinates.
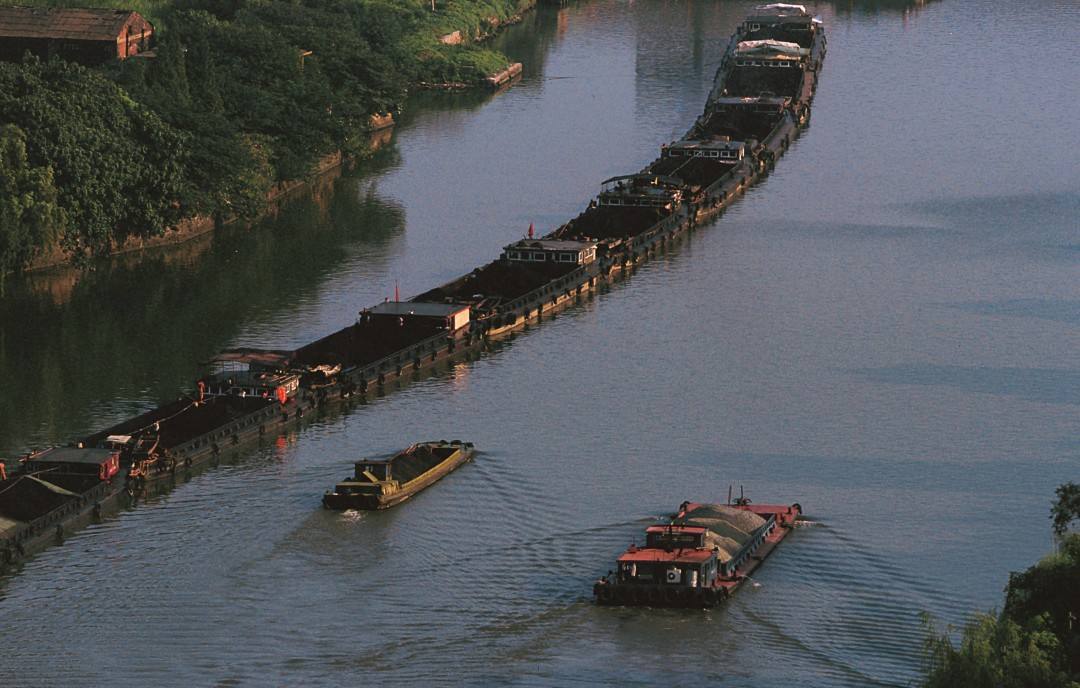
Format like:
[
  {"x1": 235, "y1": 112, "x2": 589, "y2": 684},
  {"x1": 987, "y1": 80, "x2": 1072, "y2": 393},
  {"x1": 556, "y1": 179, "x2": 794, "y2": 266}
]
[
  {"x1": 593, "y1": 497, "x2": 802, "y2": 608},
  {"x1": 1, "y1": 6, "x2": 824, "y2": 570},
  {"x1": 323, "y1": 440, "x2": 475, "y2": 510}
]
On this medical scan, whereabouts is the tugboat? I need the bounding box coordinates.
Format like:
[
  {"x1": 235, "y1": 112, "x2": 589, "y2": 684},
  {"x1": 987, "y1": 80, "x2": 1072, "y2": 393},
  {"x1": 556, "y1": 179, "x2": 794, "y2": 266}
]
[
  {"x1": 593, "y1": 490, "x2": 801, "y2": 608},
  {"x1": 322, "y1": 441, "x2": 475, "y2": 510}
]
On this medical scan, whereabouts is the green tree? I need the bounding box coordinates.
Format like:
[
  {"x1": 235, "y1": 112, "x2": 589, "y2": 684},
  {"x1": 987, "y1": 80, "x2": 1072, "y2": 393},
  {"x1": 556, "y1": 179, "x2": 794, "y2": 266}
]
[
  {"x1": 1004, "y1": 534, "x2": 1080, "y2": 676},
  {"x1": 0, "y1": 57, "x2": 187, "y2": 255},
  {"x1": 921, "y1": 485, "x2": 1080, "y2": 687},
  {"x1": 0, "y1": 124, "x2": 66, "y2": 284},
  {"x1": 1051, "y1": 483, "x2": 1080, "y2": 537},
  {"x1": 921, "y1": 612, "x2": 1076, "y2": 688}
]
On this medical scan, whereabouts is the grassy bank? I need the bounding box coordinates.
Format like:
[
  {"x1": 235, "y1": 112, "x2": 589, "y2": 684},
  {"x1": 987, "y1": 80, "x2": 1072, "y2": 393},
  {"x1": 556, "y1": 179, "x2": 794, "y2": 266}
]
[{"x1": 0, "y1": 0, "x2": 533, "y2": 278}]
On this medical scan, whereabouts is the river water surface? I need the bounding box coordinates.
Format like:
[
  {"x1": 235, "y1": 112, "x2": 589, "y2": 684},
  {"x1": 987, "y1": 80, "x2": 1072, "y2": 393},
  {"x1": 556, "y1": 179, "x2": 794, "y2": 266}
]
[{"x1": 1, "y1": 1, "x2": 1078, "y2": 686}]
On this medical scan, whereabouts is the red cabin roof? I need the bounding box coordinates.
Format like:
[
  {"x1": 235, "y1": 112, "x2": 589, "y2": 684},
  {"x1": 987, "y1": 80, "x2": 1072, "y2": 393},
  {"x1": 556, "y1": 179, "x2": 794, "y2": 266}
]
[
  {"x1": 617, "y1": 546, "x2": 714, "y2": 564},
  {"x1": 645, "y1": 525, "x2": 706, "y2": 535}
]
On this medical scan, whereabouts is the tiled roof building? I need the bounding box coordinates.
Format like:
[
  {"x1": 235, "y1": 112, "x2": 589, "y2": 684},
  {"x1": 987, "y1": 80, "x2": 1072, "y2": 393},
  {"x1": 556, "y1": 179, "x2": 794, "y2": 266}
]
[{"x1": 0, "y1": 6, "x2": 154, "y2": 64}]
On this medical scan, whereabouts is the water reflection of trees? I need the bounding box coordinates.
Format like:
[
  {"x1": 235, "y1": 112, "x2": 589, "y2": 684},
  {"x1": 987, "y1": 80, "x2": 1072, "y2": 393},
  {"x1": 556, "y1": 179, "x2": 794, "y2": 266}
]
[{"x1": 0, "y1": 166, "x2": 407, "y2": 454}]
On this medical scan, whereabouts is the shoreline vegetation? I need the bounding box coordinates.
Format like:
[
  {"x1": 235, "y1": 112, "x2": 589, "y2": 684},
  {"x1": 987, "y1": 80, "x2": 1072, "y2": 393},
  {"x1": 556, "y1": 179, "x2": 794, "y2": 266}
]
[
  {"x1": 920, "y1": 483, "x2": 1080, "y2": 688},
  {"x1": 0, "y1": 0, "x2": 537, "y2": 282}
]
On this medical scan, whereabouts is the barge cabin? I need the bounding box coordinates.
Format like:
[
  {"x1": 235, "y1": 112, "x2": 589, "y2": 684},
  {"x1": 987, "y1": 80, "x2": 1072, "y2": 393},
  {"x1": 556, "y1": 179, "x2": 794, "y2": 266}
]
[
  {"x1": 293, "y1": 301, "x2": 471, "y2": 372},
  {"x1": 594, "y1": 498, "x2": 801, "y2": 608},
  {"x1": 554, "y1": 178, "x2": 679, "y2": 243},
  {"x1": 596, "y1": 174, "x2": 684, "y2": 210},
  {"x1": 697, "y1": 95, "x2": 793, "y2": 141},
  {"x1": 727, "y1": 39, "x2": 808, "y2": 95},
  {"x1": 1, "y1": 446, "x2": 123, "y2": 565},
  {"x1": 742, "y1": 4, "x2": 816, "y2": 47},
  {"x1": 23, "y1": 446, "x2": 120, "y2": 485},
  {"x1": 203, "y1": 349, "x2": 300, "y2": 401},
  {"x1": 322, "y1": 440, "x2": 475, "y2": 510},
  {"x1": 649, "y1": 139, "x2": 749, "y2": 195},
  {"x1": 502, "y1": 239, "x2": 598, "y2": 266}
]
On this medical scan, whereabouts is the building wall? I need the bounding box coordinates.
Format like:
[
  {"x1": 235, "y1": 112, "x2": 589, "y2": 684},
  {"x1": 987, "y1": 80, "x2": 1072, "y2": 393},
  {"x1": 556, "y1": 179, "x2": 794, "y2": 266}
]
[{"x1": 118, "y1": 14, "x2": 154, "y2": 58}]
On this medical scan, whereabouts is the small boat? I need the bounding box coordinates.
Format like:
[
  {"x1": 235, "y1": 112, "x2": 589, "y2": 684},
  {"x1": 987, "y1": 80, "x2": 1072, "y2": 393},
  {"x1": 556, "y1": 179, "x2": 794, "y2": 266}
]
[
  {"x1": 593, "y1": 491, "x2": 801, "y2": 608},
  {"x1": 322, "y1": 440, "x2": 475, "y2": 510}
]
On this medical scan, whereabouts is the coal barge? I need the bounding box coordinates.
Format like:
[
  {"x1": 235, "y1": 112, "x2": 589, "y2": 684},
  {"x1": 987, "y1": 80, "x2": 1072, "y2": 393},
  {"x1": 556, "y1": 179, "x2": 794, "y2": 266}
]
[
  {"x1": 593, "y1": 497, "x2": 803, "y2": 608},
  {"x1": 417, "y1": 3, "x2": 825, "y2": 336},
  {"x1": 1, "y1": 5, "x2": 824, "y2": 570},
  {"x1": 323, "y1": 440, "x2": 475, "y2": 510}
]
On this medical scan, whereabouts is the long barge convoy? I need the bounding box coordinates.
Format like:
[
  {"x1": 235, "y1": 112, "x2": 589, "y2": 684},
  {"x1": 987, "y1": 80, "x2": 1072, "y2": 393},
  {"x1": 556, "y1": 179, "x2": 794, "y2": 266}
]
[
  {"x1": 0, "y1": 5, "x2": 824, "y2": 570},
  {"x1": 593, "y1": 497, "x2": 803, "y2": 608}
]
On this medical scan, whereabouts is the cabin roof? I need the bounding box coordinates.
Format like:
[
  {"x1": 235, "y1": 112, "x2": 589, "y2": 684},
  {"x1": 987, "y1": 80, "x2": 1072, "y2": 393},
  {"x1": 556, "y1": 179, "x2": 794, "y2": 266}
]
[
  {"x1": 747, "y1": 13, "x2": 813, "y2": 22},
  {"x1": 369, "y1": 301, "x2": 469, "y2": 318},
  {"x1": 0, "y1": 6, "x2": 143, "y2": 41},
  {"x1": 601, "y1": 173, "x2": 685, "y2": 188},
  {"x1": 645, "y1": 525, "x2": 708, "y2": 534},
  {"x1": 27, "y1": 446, "x2": 116, "y2": 466},
  {"x1": 756, "y1": 3, "x2": 807, "y2": 14},
  {"x1": 747, "y1": 5, "x2": 812, "y2": 22},
  {"x1": 666, "y1": 138, "x2": 745, "y2": 151},
  {"x1": 736, "y1": 39, "x2": 807, "y2": 58},
  {"x1": 618, "y1": 547, "x2": 714, "y2": 564},
  {"x1": 713, "y1": 95, "x2": 791, "y2": 107},
  {"x1": 505, "y1": 239, "x2": 596, "y2": 252}
]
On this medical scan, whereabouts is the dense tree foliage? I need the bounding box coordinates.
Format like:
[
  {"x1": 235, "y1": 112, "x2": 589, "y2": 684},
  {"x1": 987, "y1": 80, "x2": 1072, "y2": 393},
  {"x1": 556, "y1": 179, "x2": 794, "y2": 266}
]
[
  {"x1": 1051, "y1": 482, "x2": 1080, "y2": 537},
  {"x1": 922, "y1": 612, "x2": 1076, "y2": 688},
  {"x1": 0, "y1": 58, "x2": 186, "y2": 255},
  {"x1": 0, "y1": 0, "x2": 528, "y2": 270},
  {"x1": 921, "y1": 487, "x2": 1080, "y2": 687},
  {"x1": 0, "y1": 124, "x2": 65, "y2": 282}
]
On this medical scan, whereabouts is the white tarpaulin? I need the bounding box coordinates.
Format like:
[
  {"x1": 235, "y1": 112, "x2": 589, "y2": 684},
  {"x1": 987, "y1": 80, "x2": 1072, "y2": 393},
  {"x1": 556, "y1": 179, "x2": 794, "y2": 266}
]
[
  {"x1": 738, "y1": 39, "x2": 803, "y2": 53},
  {"x1": 736, "y1": 39, "x2": 807, "y2": 57},
  {"x1": 756, "y1": 3, "x2": 807, "y2": 14}
]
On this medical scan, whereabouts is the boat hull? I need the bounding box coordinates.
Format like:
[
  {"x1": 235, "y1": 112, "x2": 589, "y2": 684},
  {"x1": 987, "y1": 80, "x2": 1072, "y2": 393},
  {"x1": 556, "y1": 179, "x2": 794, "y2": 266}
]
[{"x1": 322, "y1": 444, "x2": 475, "y2": 511}]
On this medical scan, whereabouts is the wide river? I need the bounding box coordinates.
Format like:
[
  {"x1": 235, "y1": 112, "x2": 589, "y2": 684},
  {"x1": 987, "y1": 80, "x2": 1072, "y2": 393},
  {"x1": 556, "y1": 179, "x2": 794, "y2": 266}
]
[{"x1": 1, "y1": 1, "x2": 1077, "y2": 685}]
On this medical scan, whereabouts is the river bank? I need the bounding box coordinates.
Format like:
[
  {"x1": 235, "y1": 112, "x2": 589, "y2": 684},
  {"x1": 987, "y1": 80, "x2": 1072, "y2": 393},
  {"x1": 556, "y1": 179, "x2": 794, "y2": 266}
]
[{"x1": 1, "y1": 0, "x2": 540, "y2": 278}]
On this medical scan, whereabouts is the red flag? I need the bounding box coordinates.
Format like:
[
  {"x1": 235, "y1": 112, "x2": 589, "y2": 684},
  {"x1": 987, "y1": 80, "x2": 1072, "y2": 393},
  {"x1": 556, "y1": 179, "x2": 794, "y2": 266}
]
[{"x1": 527, "y1": 222, "x2": 534, "y2": 239}]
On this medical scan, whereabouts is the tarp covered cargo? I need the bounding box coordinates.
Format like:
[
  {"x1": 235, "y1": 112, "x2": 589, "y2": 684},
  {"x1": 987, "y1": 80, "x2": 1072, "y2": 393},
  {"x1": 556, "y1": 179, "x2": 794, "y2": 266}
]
[
  {"x1": 755, "y1": 3, "x2": 807, "y2": 15},
  {"x1": 736, "y1": 40, "x2": 808, "y2": 57},
  {"x1": 673, "y1": 503, "x2": 769, "y2": 560}
]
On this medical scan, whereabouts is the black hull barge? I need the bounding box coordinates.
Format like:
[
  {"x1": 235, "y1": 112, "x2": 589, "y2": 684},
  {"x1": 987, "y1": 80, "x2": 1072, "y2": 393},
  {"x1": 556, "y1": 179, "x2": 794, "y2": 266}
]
[
  {"x1": 418, "y1": 4, "x2": 825, "y2": 337},
  {"x1": 0, "y1": 447, "x2": 123, "y2": 566},
  {"x1": 323, "y1": 441, "x2": 475, "y2": 510}
]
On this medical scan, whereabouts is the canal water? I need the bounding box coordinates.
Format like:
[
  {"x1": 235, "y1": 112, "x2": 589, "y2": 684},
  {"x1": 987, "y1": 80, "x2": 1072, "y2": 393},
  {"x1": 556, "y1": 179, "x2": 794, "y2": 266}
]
[{"x1": 1, "y1": 1, "x2": 1077, "y2": 685}]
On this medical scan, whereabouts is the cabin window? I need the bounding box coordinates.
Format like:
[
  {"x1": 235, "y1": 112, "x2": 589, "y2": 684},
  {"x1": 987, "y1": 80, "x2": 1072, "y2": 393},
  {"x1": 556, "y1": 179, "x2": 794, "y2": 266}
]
[
  {"x1": 780, "y1": 61, "x2": 790, "y2": 67},
  {"x1": 532, "y1": 252, "x2": 545, "y2": 261},
  {"x1": 751, "y1": 23, "x2": 760, "y2": 30},
  {"x1": 561, "y1": 252, "x2": 576, "y2": 262}
]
